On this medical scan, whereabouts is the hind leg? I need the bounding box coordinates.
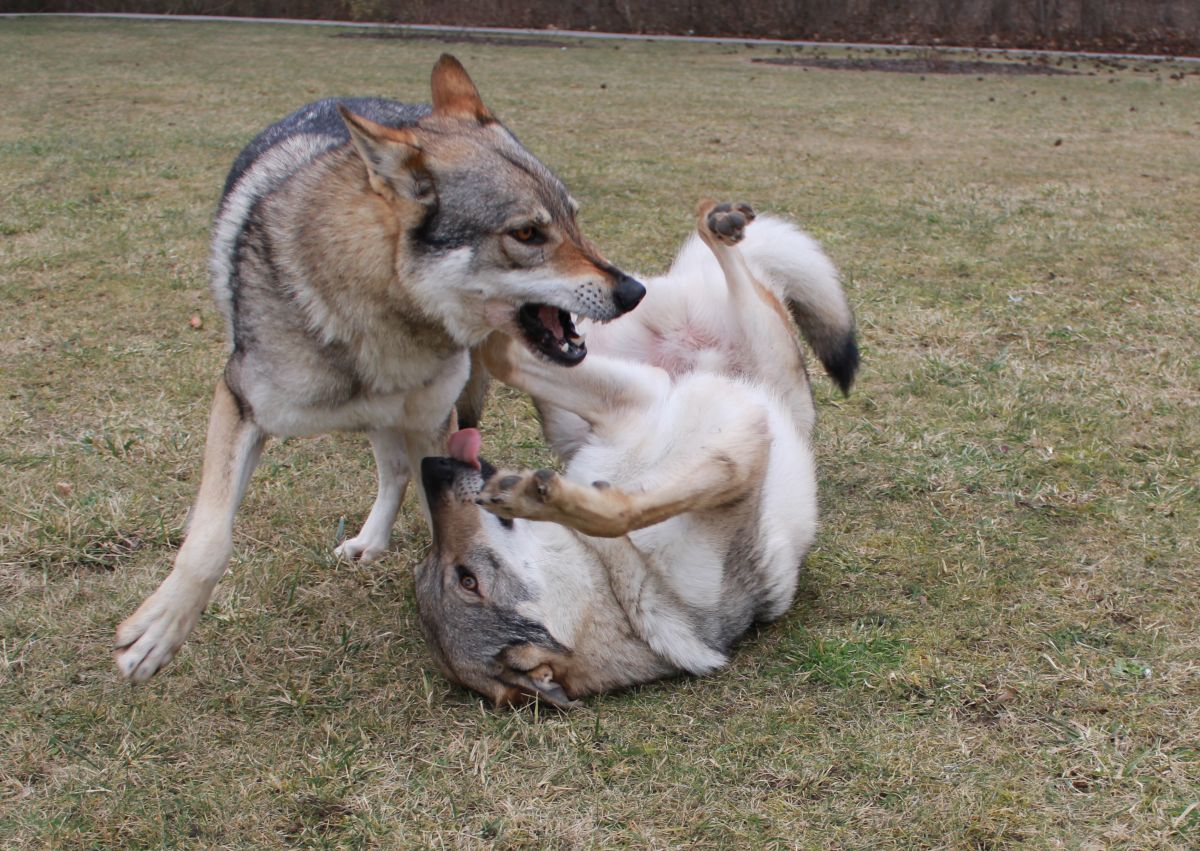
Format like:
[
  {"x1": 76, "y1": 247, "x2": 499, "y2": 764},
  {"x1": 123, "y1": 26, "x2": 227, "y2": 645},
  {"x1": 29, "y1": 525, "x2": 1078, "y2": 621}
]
[
  {"x1": 454, "y1": 346, "x2": 491, "y2": 430},
  {"x1": 115, "y1": 377, "x2": 266, "y2": 681},
  {"x1": 335, "y1": 427, "x2": 409, "y2": 562},
  {"x1": 698, "y1": 200, "x2": 801, "y2": 363},
  {"x1": 696, "y1": 200, "x2": 815, "y2": 432}
]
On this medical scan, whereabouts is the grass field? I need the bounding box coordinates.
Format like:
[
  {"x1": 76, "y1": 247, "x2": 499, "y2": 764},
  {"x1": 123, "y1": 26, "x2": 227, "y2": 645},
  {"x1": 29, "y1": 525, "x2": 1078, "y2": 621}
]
[{"x1": 1, "y1": 17, "x2": 1198, "y2": 849}]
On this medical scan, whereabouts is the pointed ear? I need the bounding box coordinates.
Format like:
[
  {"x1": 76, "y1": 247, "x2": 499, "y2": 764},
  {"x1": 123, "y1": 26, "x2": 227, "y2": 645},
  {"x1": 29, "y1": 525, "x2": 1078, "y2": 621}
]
[
  {"x1": 430, "y1": 53, "x2": 494, "y2": 123},
  {"x1": 507, "y1": 663, "x2": 578, "y2": 710},
  {"x1": 338, "y1": 105, "x2": 434, "y2": 204}
]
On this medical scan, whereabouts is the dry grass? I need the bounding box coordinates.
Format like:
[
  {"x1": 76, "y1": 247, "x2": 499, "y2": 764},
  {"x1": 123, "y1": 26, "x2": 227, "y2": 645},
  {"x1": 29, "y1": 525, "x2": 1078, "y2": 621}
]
[{"x1": 2, "y1": 18, "x2": 1198, "y2": 849}]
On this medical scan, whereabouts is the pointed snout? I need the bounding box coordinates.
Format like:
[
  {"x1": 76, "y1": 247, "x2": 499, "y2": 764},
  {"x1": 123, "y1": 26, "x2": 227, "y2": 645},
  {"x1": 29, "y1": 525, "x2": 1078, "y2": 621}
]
[
  {"x1": 613, "y1": 272, "x2": 646, "y2": 315},
  {"x1": 420, "y1": 455, "x2": 495, "y2": 502},
  {"x1": 420, "y1": 455, "x2": 488, "y2": 543}
]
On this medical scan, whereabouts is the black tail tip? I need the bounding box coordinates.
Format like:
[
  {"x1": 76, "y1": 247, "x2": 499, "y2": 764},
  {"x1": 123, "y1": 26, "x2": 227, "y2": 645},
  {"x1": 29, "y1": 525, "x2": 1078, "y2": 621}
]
[{"x1": 823, "y1": 335, "x2": 860, "y2": 396}]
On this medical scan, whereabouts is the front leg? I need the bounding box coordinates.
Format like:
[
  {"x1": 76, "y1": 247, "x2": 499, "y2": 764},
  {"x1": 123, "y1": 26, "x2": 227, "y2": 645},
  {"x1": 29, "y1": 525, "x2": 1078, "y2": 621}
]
[
  {"x1": 116, "y1": 377, "x2": 266, "y2": 681},
  {"x1": 335, "y1": 427, "x2": 410, "y2": 562},
  {"x1": 481, "y1": 331, "x2": 668, "y2": 428},
  {"x1": 478, "y1": 469, "x2": 634, "y2": 537},
  {"x1": 478, "y1": 416, "x2": 769, "y2": 537}
]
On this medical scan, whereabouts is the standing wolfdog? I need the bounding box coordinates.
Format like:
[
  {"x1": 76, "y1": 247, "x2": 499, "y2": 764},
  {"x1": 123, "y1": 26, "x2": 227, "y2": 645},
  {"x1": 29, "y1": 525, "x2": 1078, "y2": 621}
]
[
  {"x1": 115, "y1": 55, "x2": 645, "y2": 682},
  {"x1": 414, "y1": 201, "x2": 858, "y2": 707}
]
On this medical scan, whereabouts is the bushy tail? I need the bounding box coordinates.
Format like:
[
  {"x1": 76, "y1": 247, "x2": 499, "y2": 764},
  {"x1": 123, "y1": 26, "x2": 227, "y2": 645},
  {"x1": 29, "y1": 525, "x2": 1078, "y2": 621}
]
[{"x1": 736, "y1": 215, "x2": 859, "y2": 394}]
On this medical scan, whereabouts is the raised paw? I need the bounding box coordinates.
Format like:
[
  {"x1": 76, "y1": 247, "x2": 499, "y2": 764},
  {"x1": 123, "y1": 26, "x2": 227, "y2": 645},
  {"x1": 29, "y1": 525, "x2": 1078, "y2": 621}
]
[
  {"x1": 476, "y1": 468, "x2": 561, "y2": 521},
  {"x1": 699, "y1": 200, "x2": 756, "y2": 245}
]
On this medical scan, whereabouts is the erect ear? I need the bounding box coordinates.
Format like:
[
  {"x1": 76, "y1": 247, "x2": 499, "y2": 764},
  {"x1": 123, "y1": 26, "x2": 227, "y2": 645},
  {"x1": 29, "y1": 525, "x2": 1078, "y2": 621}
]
[
  {"x1": 508, "y1": 663, "x2": 578, "y2": 710},
  {"x1": 502, "y1": 644, "x2": 578, "y2": 709},
  {"x1": 430, "y1": 53, "x2": 494, "y2": 123},
  {"x1": 338, "y1": 105, "x2": 434, "y2": 205}
]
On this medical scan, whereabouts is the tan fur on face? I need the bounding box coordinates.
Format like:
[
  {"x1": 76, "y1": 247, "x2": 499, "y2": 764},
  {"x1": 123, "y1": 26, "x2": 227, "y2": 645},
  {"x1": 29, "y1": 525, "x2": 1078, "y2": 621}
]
[
  {"x1": 549, "y1": 237, "x2": 611, "y2": 279},
  {"x1": 428, "y1": 488, "x2": 485, "y2": 559},
  {"x1": 499, "y1": 645, "x2": 574, "y2": 703}
]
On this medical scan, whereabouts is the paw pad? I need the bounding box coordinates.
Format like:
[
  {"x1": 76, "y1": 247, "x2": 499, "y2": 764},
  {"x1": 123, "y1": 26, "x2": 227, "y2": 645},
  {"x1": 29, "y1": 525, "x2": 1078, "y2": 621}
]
[
  {"x1": 706, "y1": 202, "x2": 756, "y2": 244},
  {"x1": 497, "y1": 474, "x2": 523, "y2": 491}
]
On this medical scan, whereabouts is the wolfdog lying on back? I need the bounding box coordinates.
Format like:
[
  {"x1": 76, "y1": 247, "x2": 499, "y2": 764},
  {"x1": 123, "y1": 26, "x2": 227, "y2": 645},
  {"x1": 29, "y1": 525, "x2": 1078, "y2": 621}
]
[{"x1": 414, "y1": 201, "x2": 858, "y2": 707}]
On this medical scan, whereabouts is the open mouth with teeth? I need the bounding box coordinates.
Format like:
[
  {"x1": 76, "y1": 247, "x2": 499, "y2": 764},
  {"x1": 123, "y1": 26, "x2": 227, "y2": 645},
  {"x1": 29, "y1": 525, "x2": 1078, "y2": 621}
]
[{"x1": 517, "y1": 303, "x2": 586, "y2": 366}]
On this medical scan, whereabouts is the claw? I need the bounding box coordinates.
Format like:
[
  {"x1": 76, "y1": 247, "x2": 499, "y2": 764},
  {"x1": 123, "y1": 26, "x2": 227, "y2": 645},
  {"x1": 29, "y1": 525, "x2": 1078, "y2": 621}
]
[{"x1": 533, "y1": 469, "x2": 556, "y2": 500}]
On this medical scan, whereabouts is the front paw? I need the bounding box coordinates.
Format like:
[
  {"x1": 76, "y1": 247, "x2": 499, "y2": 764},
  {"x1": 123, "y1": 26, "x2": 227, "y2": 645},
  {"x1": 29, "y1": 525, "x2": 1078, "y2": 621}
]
[
  {"x1": 334, "y1": 536, "x2": 388, "y2": 563},
  {"x1": 115, "y1": 576, "x2": 210, "y2": 682},
  {"x1": 477, "y1": 468, "x2": 560, "y2": 520}
]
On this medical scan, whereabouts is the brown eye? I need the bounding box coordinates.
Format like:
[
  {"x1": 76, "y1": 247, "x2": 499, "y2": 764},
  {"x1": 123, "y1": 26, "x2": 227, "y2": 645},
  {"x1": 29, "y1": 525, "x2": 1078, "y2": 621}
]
[{"x1": 458, "y1": 569, "x2": 479, "y2": 593}]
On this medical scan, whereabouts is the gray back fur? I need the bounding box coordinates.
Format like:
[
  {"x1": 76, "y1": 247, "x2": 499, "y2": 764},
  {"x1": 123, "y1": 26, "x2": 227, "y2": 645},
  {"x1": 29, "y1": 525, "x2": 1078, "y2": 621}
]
[
  {"x1": 210, "y1": 99, "x2": 431, "y2": 344},
  {"x1": 220, "y1": 98, "x2": 431, "y2": 202}
]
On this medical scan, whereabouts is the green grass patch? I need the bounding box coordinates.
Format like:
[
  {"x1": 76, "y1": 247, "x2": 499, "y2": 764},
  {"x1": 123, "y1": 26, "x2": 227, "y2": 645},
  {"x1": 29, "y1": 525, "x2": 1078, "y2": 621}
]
[{"x1": 780, "y1": 633, "x2": 906, "y2": 687}]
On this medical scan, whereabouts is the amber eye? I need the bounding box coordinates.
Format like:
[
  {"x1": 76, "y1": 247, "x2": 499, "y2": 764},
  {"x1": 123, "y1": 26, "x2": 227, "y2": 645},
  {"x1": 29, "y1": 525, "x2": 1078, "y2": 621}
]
[
  {"x1": 508, "y1": 224, "x2": 547, "y2": 243},
  {"x1": 457, "y1": 568, "x2": 479, "y2": 593}
]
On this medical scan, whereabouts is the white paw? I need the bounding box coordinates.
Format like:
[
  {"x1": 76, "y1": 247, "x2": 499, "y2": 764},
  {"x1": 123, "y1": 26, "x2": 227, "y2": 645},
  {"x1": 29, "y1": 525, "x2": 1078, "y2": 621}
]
[
  {"x1": 477, "y1": 468, "x2": 560, "y2": 520},
  {"x1": 114, "y1": 579, "x2": 207, "y2": 682},
  {"x1": 334, "y1": 536, "x2": 388, "y2": 563}
]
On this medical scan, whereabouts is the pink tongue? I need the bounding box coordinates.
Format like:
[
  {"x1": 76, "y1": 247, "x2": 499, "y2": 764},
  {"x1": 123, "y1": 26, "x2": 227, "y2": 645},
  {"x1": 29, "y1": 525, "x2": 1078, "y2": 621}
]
[
  {"x1": 538, "y1": 305, "x2": 564, "y2": 340},
  {"x1": 447, "y1": 428, "x2": 482, "y2": 469}
]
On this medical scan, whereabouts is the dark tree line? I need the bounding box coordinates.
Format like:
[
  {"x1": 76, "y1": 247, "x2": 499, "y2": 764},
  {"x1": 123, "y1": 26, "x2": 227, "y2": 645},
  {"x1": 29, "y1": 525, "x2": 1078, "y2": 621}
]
[{"x1": 7, "y1": 0, "x2": 1198, "y2": 55}]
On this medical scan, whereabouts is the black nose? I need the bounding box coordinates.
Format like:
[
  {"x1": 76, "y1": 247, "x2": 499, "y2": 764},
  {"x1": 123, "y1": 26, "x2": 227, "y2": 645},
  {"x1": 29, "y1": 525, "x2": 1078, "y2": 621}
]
[
  {"x1": 613, "y1": 273, "x2": 646, "y2": 314},
  {"x1": 420, "y1": 456, "x2": 456, "y2": 496}
]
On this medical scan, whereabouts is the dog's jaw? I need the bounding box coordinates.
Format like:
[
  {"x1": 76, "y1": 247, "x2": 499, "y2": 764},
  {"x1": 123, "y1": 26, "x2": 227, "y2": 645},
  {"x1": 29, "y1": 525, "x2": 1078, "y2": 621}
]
[{"x1": 406, "y1": 252, "x2": 639, "y2": 351}]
